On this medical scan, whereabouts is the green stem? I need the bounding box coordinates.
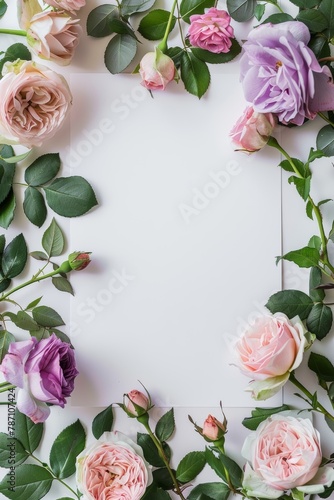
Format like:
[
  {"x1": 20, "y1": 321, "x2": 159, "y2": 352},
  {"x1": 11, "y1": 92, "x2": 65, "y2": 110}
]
[
  {"x1": 158, "y1": 0, "x2": 178, "y2": 52},
  {"x1": 317, "y1": 112, "x2": 334, "y2": 126},
  {"x1": 30, "y1": 454, "x2": 80, "y2": 499},
  {"x1": 267, "y1": 137, "x2": 334, "y2": 276},
  {"x1": 142, "y1": 421, "x2": 186, "y2": 499},
  {"x1": 0, "y1": 29, "x2": 27, "y2": 36},
  {"x1": 0, "y1": 384, "x2": 15, "y2": 393},
  {"x1": 0, "y1": 267, "x2": 63, "y2": 302},
  {"x1": 265, "y1": 0, "x2": 284, "y2": 13},
  {"x1": 289, "y1": 372, "x2": 334, "y2": 422}
]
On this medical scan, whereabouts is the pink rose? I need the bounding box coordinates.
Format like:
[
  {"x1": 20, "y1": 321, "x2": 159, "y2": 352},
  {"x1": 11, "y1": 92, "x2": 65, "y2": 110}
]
[
  {"x1": 139, "y1": 48, "x2": 175, "y2": 91},
  {"x1": 0, "y1": 334, "x2": 78, "y2": 423},
  {"x1": 126, "y1": 389, "x2": 150, "y2": 416},
  {"x1": 76, "y1": 431, "x2": 152, "y2": 500},
  {"x1": 0, "y1": 60, "x2": 72, "y2": 148},
  {"x1": 202, "y1": 414, "x2": 226, "y2": 441},
  {"x1": 43, "y1": 0, "x2": 86, "y2": 14},
  {"x1": 235, "y1": 313, "x2": 306, "y2": 399},
  {"x1": 230, "y1": 106, "x2": 276, "y2": 153},
  {"x1": 188, "y1": 8, "x2": 234, "y2": 54},
  {"x1": 27, "y1": 10, "x2": 82, "y2": 66},
  {"x1": 242, "y1": 413, "x2": 334, "y2": 497}
]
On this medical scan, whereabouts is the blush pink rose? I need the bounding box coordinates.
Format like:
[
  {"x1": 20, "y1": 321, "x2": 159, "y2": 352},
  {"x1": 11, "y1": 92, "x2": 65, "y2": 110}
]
[
  {"x1": 242, "y1": 413, "x2": 334, "y2": 497},
  {"x1": 230, "y1": 106, "x2": 276, "y2": 152},
  {"x1": 76, "y1": 431, "x2": 152, "y2": 500},
  {"x1": 202, "y1": 415, "x2": 226, "y2": 441},
  {"x1": 188, "y1": 8, "x2": 234, "y2": 54},
  {"x1": 235, "y1": 313, "x2": 306, "y2": 399},
  {"x1": 27, "y1": 10, "x2": 82, "y2": 66},
  {"x1": 0, "y1": 334, "x2": 78, "y2": 423},
  {"x1": 139, "y1": 48, "x2": 175, "y2": 91},
  {"x1": 126, "y1": 389, "x2": 150, "y2": 416},
  {"x1": 0, "y1": 60, "x2": 72, "y2": 148},
  {"x1": 43, "y1": 0, "x2": 86, "y2": 14}
]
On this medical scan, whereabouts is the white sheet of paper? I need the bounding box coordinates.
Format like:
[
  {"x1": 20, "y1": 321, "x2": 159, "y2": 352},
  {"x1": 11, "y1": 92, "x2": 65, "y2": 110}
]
[{"x1": 68, "y1": 69, "x2": 283, "y2": 407}]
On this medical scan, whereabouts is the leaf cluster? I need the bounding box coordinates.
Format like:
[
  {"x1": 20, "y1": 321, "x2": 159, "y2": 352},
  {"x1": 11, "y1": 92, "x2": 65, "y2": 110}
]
[
  {"x1": 0, "y1": 410, "x2": 85, "y2": 500},
  {"x1": 0, "y1": 149, "x2": 98, "y2": 229},
  {"x1": 0, "y1": 43, "x2": 30, "y2": 78},
  {"x1": 87, "y1": 0, "x2": 241, "y2": 98}
]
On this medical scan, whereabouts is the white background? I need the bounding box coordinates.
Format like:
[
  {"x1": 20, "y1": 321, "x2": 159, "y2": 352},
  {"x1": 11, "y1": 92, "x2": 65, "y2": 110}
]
[{"x1": 0, "y1": 1, "x2": 333, "y2": 498}]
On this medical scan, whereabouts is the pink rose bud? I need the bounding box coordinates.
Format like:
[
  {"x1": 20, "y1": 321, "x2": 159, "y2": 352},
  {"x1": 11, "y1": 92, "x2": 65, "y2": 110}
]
[
  {"x1": 188, "y1": 8, "x2": 234, "y2": 54},
  {"x1": 126, "y1": 390, "x2": 150, "y2": 416},
  {"x1": 68, "y1": 252, "x2": 91, "y2": 271},
  {"x1": 230, "y1": 106, "x2": 276, "y2": 153},
  {"x1": 139, "y1": 48, "x2": 175, "y2": 91},
  {"x1": 202, "y1": 414, "x2": 226, "y2": 441}
]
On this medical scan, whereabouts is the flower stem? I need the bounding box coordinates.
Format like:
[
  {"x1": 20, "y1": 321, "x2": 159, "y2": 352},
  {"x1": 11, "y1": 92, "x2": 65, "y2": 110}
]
[
  {"x1": 0, "y1": 267, "x2": 62, "y2": 302},
  {"x1": 0, "y1": 29, "x2": 27, "y2": 36},
  {"x1": 267, "y1": 136, "x2": 334, "y2": 276},
  {"x1": 0, "y1": 384, "x2": 16, "y2": 393},
  {"x1": 289, "y1": 372, "x2": 334, "y2": 422},
  {"x1": 158, "y1": 0, "x2": 178, "y2": 53},
  {"x1": 142, "y1": 421, "x2": 186, "y2": 499}
]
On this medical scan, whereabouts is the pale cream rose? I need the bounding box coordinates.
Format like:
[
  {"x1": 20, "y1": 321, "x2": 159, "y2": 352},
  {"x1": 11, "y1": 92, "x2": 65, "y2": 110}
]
[
  {"x1": 27, "y1": 10, "x2": 81, "y2": 66},
  {"x1": 0, "y1": 60, "x2": 72, "y2": 148}
]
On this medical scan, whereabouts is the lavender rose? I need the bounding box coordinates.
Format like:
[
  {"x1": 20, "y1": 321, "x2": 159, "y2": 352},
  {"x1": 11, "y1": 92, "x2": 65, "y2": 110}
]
[
  {"x1": 0, "y1": 60, "x2": 72, "y2": 148},
  {"x1": 0, "y1": 334, "x2": 78, "y2": 423},
  {"x1": 188, "y1": 8, "x2": 234, "y2": 54},
  {"x1": 27, "y1": 10, "x2": 82, "y2": 66},
  {"x1": 240, "y1": 21, "x2": 334, "y2": 125}
]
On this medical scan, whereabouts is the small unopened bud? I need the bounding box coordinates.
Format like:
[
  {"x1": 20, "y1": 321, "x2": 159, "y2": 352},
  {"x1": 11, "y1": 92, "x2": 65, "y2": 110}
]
[
  {"x1": 126, "y1": 390, "x2": 150, "y2": 417},
  {"x1": 202, "y1": 414, "x2": 227, "y2": 441},
  {"x1": 68, "y1": 252, "x2": 91, "y2": 271}
]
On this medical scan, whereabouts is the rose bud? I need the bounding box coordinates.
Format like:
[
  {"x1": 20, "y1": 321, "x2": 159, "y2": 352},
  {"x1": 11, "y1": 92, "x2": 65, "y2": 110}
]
[
  {"x1": 126, "y1": 390, "x2": 150, "y2": 417},
  {"x1": 68, "y1": 252, "x2": 91, "y2": 271},
  {"x1": 202, "y1": 414, "x2": 227, "y2": 441},
  {"x1": 139, "y1": 48, "x2": 175, "y2": 91},
  {"x1": 230, "y1": 106, "x2": 276, "y2": 153}
]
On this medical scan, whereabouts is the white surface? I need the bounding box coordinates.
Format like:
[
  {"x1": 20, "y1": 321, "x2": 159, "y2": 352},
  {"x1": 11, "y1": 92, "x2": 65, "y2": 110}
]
[{"x1": 0, "y1": 1, "x2": 334, "y2": 499}]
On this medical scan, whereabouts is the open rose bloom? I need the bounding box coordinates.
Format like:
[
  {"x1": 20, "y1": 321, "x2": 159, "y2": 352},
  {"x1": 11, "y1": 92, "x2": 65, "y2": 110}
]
[
  {"x1": 235, "y1": 313, "x2": 306, "y2": 399},
  {"x1": 43, "y1": 0, "x2": 86, "y2": 14},
  {"x1": 242, "y1": 413, "x2": 334, "y2": 498},
  {"x1": 240, "y1": 21, "x2": 334, "y2": 125},
  {"x1": 0, "y1": 60, "x2": 72, "y2": 148},
  {"x1": 0, "y1": 334, "x2": 78, "y2": 423},
  {"x1": 188, "y1": 8, "x2": 234, "y2": 53},
  {"x1": 76, "y1": 431, "x2": 152, "y2": 499}
]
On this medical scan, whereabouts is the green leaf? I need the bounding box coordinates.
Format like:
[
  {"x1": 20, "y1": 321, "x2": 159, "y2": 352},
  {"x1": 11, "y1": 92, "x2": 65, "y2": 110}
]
[
  {"x1": 254, "y1": 2, "x2": 265, "y2": 21},
  {"x1": 306, "y1": 303, "x2": 333, "y2": 339},
  {"x1": 49, "y1": 420, "x2": 86, "y2": 479},
  {"x1": 0, "y1": 433, "x2": 29, "y2": 468},
  {"x1": 316, "y1": 125, "x2": 334, "y2": 156},
  {"x1": 2, "y1": 233, "x2": 27, "y2": 278},
  {"x1": 242, "y1": 405, "x2": 291, "y2": 430},
  {"x1": 0, "y1": 277, "x2": 11, "y2": 292},
  {"x1": 23, "y1": 187, "x2": 47, "y2": 227},
  {"x1": 226, "y1": 0, "x2": 256, "y2": 21},
  {"x1": 44, "y1": 176, "x2": 98, "y2": 217},
  {"x1": 259, "y1": 12, "x2": 294, "y2": 24},
  {"x1": 14, "y1": 409, "x2": 44, "y2": 453},
  {"x1": 25, "y1": 153, "x2": 60, "y2": 187},
  {"x1": 319, "y1": 0, "x2": 334, "y2": 37},
  {"x1": 309, "y1": 266, "x2": 325, "y2": 302},
  {"x1": 0, "y1": 147, "x2": 15, "y2": 204},
  {"x1": 109, "y1": 19, "x2": 138, "y2": 37},
  {"x1": 180, "y1": 0, "x2": 215, "y2": 23},
  {"x1": 188, "y1": 482, "x2": 230, "y2": 500},
  {"x1": 32, "y1": 306, "x2": 65, "y2": 328},
  {"x1": 176, "y1": 451, "x2": 206, "y2": 483},
  {"x1": 214, "y1": 452, "x2": 242, "y2": 489},
  {"x1": 25, "y1": 296, "x2": 43, "y2": 310},
  {"x1": 152, "y1": 467, "x2": 175, "y2": 490},
  {"x1": 5, "y1": 43, "x2": 31, "y2": 62},
  {"x1": 42, "y1": 218, "x2": 65, "y2": 257},
  {"x1": 288, "y1": 176, "x2": 311, "y2": 201},
  {"x1": 137, "y1": 433, "x2": 171, "y2": 467},
  {"x1": 121, "y1": 0, "x2": 156, "y2": 16},
  {"x1": 10, "y1": 311, "x2": 39, "y2": 331},
  {"x1": 138, "y1": 10, "x2": 176, "y2": 40},
  {"x1": 204, "y1": 448, "x2": 228, "y2": 482},
  {"x1": 191, "y1": 38, "x2": 241, "y2": 63},
  {"x1": 0, "y1": 151, "x2": 31, "y2": 164},
  {"x1": 142, "y1": 483, "x2": 171, "y2": 499},
  {"x1": 86, "y1": 4, "x2": 119, "y2": 37},
  {"x1": 266, "y1": 289, "x2": 313, "y2": 320},
  {"x1": 306, "y1": 200, "x2": 313, "y2": 219},
  {"x1": 30, "y1": 251, "x2": 48, "y2": 261},
  {"x1": 0, "y1": 188, "x2": 16, "y2": 229},
  {"x1": 155, "y1": 409, "x2": 175, "y2": 442},
  {"x1": 52, "y1": 276, "x2": 74, "y2": 295},
  {"x1": 180, "y1": 51, "x2": 210, "y2": 98},
  {"x1": 0, "y1": 464, "x2": 53, "y2": 499},
  {"x1": 324, "y1": 414, "x2": 334, "y2": 433},
  {"x1": 92, "y1": 405, "x2": 114, "y2": 439},
  {"x1": 0, "y1": 233, "x2": 5, "y2": 254},
  {"x1": 290, "y1": 0, "x2": 320, "y2": 7},
  {"x1": 30, "y1": 327, "x2": 50, "y2": 341},
  {"x1": 104, "y1": 33, "x2": 137, "y2": 74},
  {"x1": 278, "y1": 246, "x2": 320, "y2": 268},
  {"x1": 308, "y1": 352, "x2": 334, "y2": 382},
  {"x1": 0, "y1": 330, "x2": 15, "y2": 363},
  {"x1": 296, "y1": 9, "x2": 328, "y2": 32},
  {"x1": 0, "y1": 1, "x2": 7, "y2": 18}
]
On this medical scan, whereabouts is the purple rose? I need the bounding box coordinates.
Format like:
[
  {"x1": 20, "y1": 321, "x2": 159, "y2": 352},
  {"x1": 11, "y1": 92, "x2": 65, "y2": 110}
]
[
  {"x1": 240, "y1": 21, "x2": 334, "y2": 125},
  {"x1": 0, "y1": 334, "x2": 78, "y2": 423},
  {"x1": 188, "y1": 8, "x2": 234, "y2": 54}
]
